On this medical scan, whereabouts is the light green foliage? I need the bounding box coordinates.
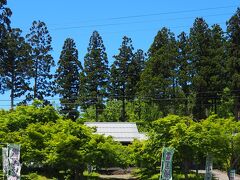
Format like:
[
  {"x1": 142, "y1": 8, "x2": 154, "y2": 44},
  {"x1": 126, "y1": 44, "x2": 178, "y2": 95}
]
[
  {"x1": 86, "y1": 134, "x2": 131, "y2": 169},
  {"x1": 80, "y1": 100, "x2": 122, "y2": 122},
  {"x1": 130, "y1": 114, "x2": 240, "y2": 179},
  {"x1": 0, "y1": 103, "x2": 131, "y2": 178},
  {"x1": 0, "y1": 102, "x2": 58, "y2": 132},
  {"x1": 217, "y1": 88, "x2": 234, "y2": 118},
  {"x1": 80, "y1": 100, "x2": 162, "y2": 125}
]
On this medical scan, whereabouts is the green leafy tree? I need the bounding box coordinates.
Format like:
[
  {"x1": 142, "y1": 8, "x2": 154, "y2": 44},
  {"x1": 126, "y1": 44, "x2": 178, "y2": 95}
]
[
  {"x1": 80, "y1": 31, "x2": 109, "y2": 121},
  {"x1": 110, "y1": 36, "x2": 134, "y2": 121},
  {"x1": 26, "y1": 20, "x2": 54, "y2": 103},
  {"x1": 218, "y1": 87, "x2": 235, "y2": 118},
  {"x1": 55, "y1": 38, "x2": 82, "y2": 120},
  {"x1": 1, "y1": 28, "x2": 31, "y2": 109},
  {"x1": 139, "y1": 27, "x2": 178, "y2": 116},
  {"x1": 226, "y1": 8, "x2": 240, "y2": 120},
  {"x1": 0, "y1": 101, "x2": 59, "y2": 132}
]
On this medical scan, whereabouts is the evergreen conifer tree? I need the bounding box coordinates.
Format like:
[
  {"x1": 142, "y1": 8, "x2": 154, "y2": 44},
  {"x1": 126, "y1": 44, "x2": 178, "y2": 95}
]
[
  {"x1": 127, "y1": 49, "x2": 145, "y2": 100},
  {"x1": 110, "y1": 36, "x2": 134, "y2": 121},
  {"x1": 189, "y1": 18, "x2": 226, "y2": 119},
  {"x1": 139, "y1": 27, "x2": 178, "y2": 116},
  {"x1": 0, "y1": 0, "x2": 12, "y2": 94},
  {"x1": 177, "y1": 32, "x2": 192, "y2": 115},
  {"x1": 55, "y1": 38, "x2": 82, "y2": 120},
  {"x1": 26, "y1": 20, "x2": 54, "y2": 103},
  {"x1": 1, "y1": 28, "x2": 31, "y2": 108},
  {"x1": 79, "y1": 31, "x2": 109, "y2": 121},
  {"x1": 226, "y1": 8, "x2": 240, "y2": 120},
  {"x1": 189, "y1": 18, "x2": 212, "y2": 120}
]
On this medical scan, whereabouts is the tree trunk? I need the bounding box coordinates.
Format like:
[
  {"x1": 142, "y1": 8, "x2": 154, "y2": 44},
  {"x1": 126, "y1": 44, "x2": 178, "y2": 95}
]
[
  {"x1": 183, "y1": 160, "x2": 189, "y2": 180},
  {"x1": 34, "y1": 59, "x2": 38, "y2": 99},
  {"x1": 74, "y1": 169, "x2": 80, "y2": 180},
  {"x1": 121, "y1": 85, "x2": 126, "y2": 122},
  {"x1": 10, "y1": 78, "x2": 14, "y2": 109},
  {"x1": 10, "y1": 60, "x2": 15, "y2": 110},
  {"x1": 95, "y1": 104, "x2": 99, "y2": 122},
  {"x1": 74, "y1": 168, "x2": 84, "y2": 180},
  {"x1": 234, "y1": 97, "x2": 240, "y2": 120}
]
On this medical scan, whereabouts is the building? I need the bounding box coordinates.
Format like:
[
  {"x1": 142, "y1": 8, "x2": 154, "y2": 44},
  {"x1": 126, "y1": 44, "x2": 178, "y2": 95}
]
[{"x1": 84, "y1": 122, "x2": 147, "y2": 144}]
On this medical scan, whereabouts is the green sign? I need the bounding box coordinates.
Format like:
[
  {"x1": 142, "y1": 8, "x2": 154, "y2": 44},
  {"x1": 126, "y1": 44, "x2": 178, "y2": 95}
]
[{"x1": 160, "y1": 147, "x2": 175, "y2": 180}]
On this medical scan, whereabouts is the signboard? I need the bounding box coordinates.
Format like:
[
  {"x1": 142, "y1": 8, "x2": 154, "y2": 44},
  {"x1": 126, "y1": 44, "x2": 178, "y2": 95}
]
[
  {"x1": 204, "y1": 155, "x2": 213, "y2": 180},
  {"x1": 160, "y1": 147, "x2": 175, "y2": 180},
  {"x1": 230, "y1": 170, "x2": 235, "y2": 180},
  {"x1": 2, "y1": 147, "x2": 8, "y2": 175},
  {"x1": 7, "y1": 144, "x2": 21, "y2": 180}
]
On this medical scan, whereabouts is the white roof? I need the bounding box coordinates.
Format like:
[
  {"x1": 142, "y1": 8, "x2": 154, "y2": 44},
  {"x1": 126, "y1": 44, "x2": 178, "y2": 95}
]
[{"x1": 85, "y1": 122, "x2": 147, "y2": 142}]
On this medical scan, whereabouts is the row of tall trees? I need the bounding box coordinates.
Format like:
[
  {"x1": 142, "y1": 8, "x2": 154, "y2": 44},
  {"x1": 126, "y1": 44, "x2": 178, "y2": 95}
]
[
  {"x1": 1, "y1": 0, "x2": 240, "y2": 121},
  {"x1": 0, "y1": 0, "x2": 55, "y2": 108}
]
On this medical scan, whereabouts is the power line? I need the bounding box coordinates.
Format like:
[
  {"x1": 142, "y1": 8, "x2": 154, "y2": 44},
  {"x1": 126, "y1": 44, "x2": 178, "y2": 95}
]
[
  {"x1": 49, "y1": 5, "x2": 238, "y2": 26},
  {"x1": 50, "y1": 13, "x2": 232, "y2": 31}
]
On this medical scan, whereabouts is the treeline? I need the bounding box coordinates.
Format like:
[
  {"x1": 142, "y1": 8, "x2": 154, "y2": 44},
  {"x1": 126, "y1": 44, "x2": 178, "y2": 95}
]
[{"x1": 1, "y1": 0, "x2": 240, "y2": 121}]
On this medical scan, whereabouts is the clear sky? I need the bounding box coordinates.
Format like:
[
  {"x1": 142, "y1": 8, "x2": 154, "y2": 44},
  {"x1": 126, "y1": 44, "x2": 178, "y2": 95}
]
[{"x1": 1, "y1": 0, "x2": 240, "y2": 108}]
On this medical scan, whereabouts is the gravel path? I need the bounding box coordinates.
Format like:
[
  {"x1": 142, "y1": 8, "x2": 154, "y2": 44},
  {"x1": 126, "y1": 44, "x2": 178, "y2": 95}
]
[
  {"x1": 99, "y1": 173, "x2": 137, "y2": 179},
  {"x1": 198, "y1": 170, "x2": 240, "y2": 180},
  {"x1": 99, "y1": 170, "x2": 240, "y2": 180},
  {"x1": 212, "y1": 170, "x2": 240, "y2": 180}
]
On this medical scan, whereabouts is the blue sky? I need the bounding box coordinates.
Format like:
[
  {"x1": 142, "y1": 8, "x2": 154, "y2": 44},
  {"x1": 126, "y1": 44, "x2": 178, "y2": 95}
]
[{"x1": 1, "y1": 0, "x2": 240, "y2": 108}]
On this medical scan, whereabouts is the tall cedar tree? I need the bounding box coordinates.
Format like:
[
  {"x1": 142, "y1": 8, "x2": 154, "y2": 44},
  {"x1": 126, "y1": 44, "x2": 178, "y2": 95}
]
[
  {"x1": 0, "y1": 0, "x2": 12, "y2": 94},
  {"x1": 26, "y1": 20, "x2": 54, "y2": 103},
  {"x1": 80, "y1": 31, "x2": 109, "y2": 121},
  {"x1": 189, "y1": 18, "x2": 212, "y2": 120},
  {"x1": 227, "y1": 8, "x2": 240, "y2": 120},
  {"x1": 110, "y1": 36, "x2": 134, "y2": 121},
  {"x1": 55, "y1": 38, "x2": 82, "y2": 120},
  {"x1": 190, "y1": 18, "x2": 226, "y2": 120},
  {"x1": 1, "y1": 28, "x2": 31, "y2": 109},
  {"x1": 139, "y1": 27, "x2": 178, "y2": 116},
  {"x1": 177, "y1": 32, "x2": 192, "y2": 115},
  {"x1": 128, "y1": 49, "x2": 145, "y2": 99},
  {"x1": 208, "y1": 24, "x2": 227, "y2": 113}
]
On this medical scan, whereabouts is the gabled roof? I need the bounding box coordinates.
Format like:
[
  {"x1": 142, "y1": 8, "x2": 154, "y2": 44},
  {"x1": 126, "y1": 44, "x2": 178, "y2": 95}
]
[{"x1": 85, "y1": 122, "x2": 147, "y2": 143}]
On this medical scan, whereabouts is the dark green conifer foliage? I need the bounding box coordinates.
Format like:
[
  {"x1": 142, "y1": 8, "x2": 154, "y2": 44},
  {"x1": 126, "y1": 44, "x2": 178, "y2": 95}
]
[
  {"x1": 177, "y1": 32, "x2": 192, "y2": 115},
  {"x1": 189, "y1": 18, "x2": 212, "y2": 120},
  {"x1": 26, "y1": 20, "x2": 54, "y2": 103},
  {"x1": 80, "y1": 31, "x2": 109, "y2": 121},
  {"x1": 227, "y1": 8, "x2": 240, "y2": 120},
  {"x1": 0, "y1": 0, "x2": 12, "y2": 94},
  {"x1": 55, "y1": 38, "x2": 82, "y2": 120},
  {"x1": 128, "y1": 49, "x2": 145, "y2": 100},
  {"x1": 208, "y1": 24, "x2": 227, "y2": 114},
  {"x1": 110, "y1": 36, "x2": 134, "y2": 121},
  {"x1": 1, "y1": 28, "x2": 31, "y2": 108},
  {"x1": 190, "y1": 18, "x2": 227, "y2": 120},
  {"x1": 139, "y1": 27, "x2": 178, "y2": 116}
]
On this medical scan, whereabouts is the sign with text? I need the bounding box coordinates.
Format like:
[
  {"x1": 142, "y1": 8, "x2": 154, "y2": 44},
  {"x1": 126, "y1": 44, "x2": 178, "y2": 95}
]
[
  {"x1": 7, "y1": 144, "x2": 21, "y2": 180},
  {"x1": 160, "y1": 147, "x2": 175, "y2": 180}
]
